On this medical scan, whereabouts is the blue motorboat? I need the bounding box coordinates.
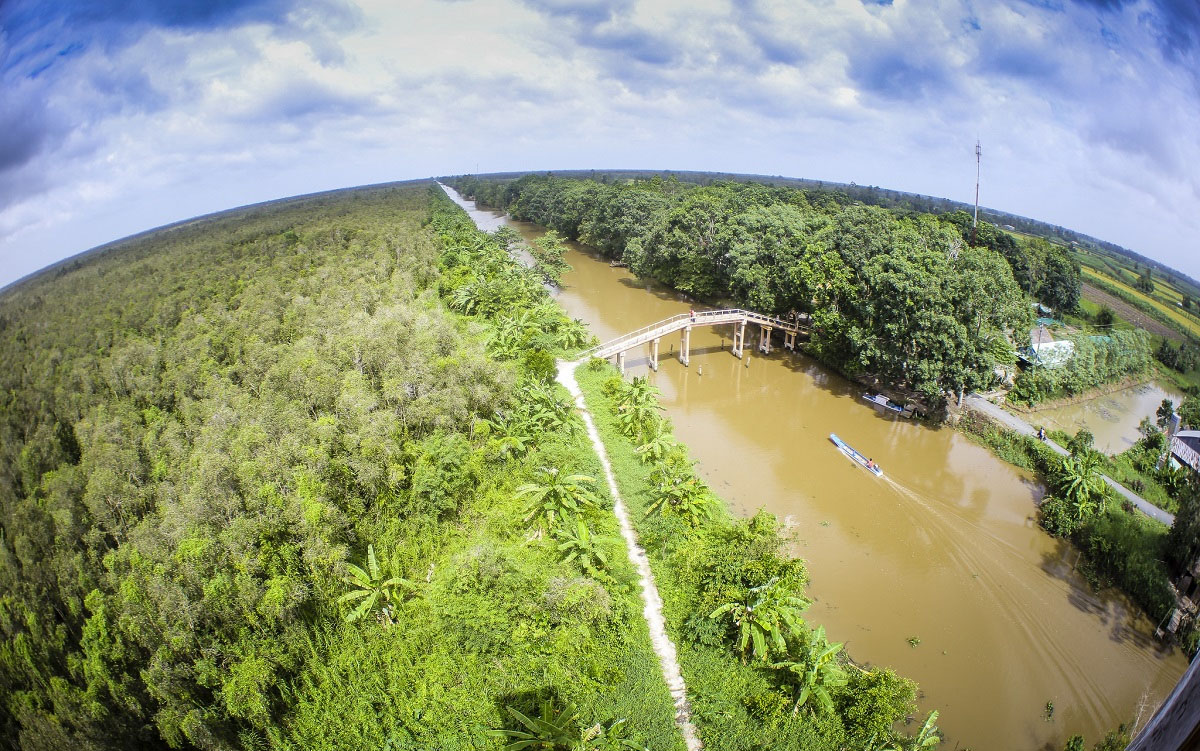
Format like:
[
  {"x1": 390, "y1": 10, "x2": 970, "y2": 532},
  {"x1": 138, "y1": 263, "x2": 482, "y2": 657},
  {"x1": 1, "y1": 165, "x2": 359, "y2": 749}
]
[{"x1": 830, "y1": 433, "x2": 883, "y2": 477}]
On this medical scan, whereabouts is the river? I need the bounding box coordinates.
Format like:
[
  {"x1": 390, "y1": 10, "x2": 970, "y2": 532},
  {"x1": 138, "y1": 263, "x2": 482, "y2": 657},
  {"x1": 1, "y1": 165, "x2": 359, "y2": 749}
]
[{"x1": 442, "y1": 185, "x2": 1187, "y2": 751}]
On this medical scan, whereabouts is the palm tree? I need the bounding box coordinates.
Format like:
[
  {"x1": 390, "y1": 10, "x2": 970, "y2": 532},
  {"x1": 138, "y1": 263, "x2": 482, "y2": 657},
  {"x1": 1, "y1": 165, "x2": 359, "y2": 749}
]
[
  {"x1": 337, "y1": 544, "x2": 414, "y2": 624},
  {"x1": 516, "y1": 467, "x2": 601, "y2": 528},
  {"x1": 769, "y1": 625, "x2": 848, "y2": 715},
  {"x1": 487, "y1": 700, "x2": 580, "y2": 750},
  {"x1": 709, "y1": 576, "x2": 809, "y2": 663},
  {"x1": 555, "y1": 519, "x2": 609, "y2": 575}
]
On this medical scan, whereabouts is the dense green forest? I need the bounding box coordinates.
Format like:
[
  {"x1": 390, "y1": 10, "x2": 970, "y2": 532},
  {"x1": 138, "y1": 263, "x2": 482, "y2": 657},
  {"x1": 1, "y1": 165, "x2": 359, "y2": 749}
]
[
  {"x1": 447, "y1": 174, "x2": 1086, "y2": 405},
  {"x1": 0, "y1": 184, "x2": 688, "y2": 750},
  {"x1": 0, "y1": 182, "x2": 941, "y2": 750}
]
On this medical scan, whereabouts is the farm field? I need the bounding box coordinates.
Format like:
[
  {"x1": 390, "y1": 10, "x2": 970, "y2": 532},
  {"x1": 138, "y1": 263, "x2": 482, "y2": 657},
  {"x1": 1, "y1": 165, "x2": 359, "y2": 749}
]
[{"x1": 1080, "y1": 266, "x2": 1200, "y2": 339}]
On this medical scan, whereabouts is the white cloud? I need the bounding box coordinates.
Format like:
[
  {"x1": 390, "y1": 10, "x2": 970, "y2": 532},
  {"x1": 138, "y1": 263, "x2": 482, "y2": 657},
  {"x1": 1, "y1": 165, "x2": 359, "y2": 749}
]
[{"x1": 1, "y1": 0, "x2": 1198, "y2": 289}]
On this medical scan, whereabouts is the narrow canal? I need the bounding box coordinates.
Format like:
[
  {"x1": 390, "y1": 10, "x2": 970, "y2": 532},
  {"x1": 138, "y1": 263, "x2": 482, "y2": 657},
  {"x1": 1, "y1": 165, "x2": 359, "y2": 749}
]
[
  {"x1": 1026, "y1": 382, "x2": 1185, "y2": 455},
  {"x1": 442, "y1": 185, "x2": 1188, "y2": 751}
]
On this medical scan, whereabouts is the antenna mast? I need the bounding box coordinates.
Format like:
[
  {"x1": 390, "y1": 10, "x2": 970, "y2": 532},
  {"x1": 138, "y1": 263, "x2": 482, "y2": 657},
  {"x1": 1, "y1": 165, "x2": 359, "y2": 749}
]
[{"x1": 971, "y1": 140, "x2": 981, "y2": 245}]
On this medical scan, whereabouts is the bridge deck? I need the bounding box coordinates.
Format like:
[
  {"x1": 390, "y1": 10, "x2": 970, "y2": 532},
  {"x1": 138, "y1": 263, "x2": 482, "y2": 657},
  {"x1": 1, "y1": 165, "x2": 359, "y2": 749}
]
[{"x1": 582, "y1": 308, "x2": 808, "y2": 360}]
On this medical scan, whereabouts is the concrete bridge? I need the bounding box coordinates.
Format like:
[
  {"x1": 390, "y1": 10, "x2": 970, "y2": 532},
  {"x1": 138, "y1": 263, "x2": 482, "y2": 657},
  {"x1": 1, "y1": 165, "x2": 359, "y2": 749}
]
[{"x1": 580, "y1": 308, "x2": 809, "y2": 373}]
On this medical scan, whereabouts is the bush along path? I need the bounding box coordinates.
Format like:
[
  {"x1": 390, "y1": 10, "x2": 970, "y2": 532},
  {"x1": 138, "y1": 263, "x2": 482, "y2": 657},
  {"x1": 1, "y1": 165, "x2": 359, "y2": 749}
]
[{"x1": 557, "y1": 359, "x2": 703, "y2": 751}]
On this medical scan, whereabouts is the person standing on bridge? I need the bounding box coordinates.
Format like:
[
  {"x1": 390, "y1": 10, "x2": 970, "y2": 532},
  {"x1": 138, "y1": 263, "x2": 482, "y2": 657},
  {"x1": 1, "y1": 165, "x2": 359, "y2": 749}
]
[{"x1": 690, "y1": 308, "x2": 695, "y2": 323}]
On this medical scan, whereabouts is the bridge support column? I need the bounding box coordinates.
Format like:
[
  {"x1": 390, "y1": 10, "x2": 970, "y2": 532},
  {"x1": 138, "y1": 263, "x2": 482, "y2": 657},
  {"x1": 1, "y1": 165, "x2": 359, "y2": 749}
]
[
  {"x1": 680, "y1": 326, "x2": 691, "y2": 366},
  {"x1": 784, "y1": 330, "x2": 796, "y2": 351},
  {"x1": 616, "y1": 350, "x2": 625, "y2": 375},
  {"x1": 759, "y1": 325, "x2": 773, "y2": 354},
  {"x1": 732, "y1": 321, "x2": 745, "y2": 359},
  {"x1": 650, "y1": 338, "x2": 660, "y2": 371}
]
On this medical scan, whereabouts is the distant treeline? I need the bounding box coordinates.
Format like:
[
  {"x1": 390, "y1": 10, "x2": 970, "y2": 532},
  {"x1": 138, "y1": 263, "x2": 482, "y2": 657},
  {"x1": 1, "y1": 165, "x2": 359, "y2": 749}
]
[
  {"x1": 450, "y1": 168, "x2": 1192, "y2": 291},
  {"x1": 449, "y1": 174, "x2": 1082, "y2": 404}
]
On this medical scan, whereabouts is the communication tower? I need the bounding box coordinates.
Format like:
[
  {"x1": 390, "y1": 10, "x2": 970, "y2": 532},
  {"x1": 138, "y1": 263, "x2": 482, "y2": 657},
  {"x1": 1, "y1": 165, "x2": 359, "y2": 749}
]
[{"x1": 972, "y1": 140, "x2": 981, "y2": 245}]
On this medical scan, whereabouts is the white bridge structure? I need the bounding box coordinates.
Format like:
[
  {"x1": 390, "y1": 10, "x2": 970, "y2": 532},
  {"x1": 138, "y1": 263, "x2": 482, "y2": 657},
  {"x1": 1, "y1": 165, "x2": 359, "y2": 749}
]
[{"x1": 580, "y1": 309, "x2": 809, "y2": 373}]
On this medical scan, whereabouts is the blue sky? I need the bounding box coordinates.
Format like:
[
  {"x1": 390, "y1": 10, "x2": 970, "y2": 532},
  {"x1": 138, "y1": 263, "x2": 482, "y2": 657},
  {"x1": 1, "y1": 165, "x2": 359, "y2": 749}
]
[{"x1": 2, "y1": 0, "x2": 1198, "y2": 288}]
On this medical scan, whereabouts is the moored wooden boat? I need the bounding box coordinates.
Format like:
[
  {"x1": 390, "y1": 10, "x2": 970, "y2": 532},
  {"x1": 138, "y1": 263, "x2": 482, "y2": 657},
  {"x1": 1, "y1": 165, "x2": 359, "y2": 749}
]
[{"x1": 861, "y1": 392, "x2": 909, "y2": 416}]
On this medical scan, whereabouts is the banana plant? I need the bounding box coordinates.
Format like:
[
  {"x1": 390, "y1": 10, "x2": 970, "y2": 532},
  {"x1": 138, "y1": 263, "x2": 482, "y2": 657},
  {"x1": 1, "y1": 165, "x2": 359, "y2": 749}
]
[
  {"x1": 769, "y1": 625, "x2": 848, "y2": 715},
  {"x1": 580, "y1": 718, "x2": 651, "y2": 751},
  {"x1": 709, "y1": 576, "x2": 809, "y2": 663},
  {"x1": 516, "y1": 467, "x2": 601, "y2": 528},
  {"x1": 644, "y1": 465, "x2": 711, "y2": 526},
  {"x1": 555, "y1": 519, "x2": 609, "y2": 575},
  {"x1": 338, "y1": 544, "x2": 414, "y2": 624},
  {"x1": 634, "y1": 422, "x2": 678, "y2": 465},
  {"x1": 886, "y1": 710, "x2": 941, "y2": 751},
  {"x1": 613, "y1": 376, "x2": 663, "y2": 440},
  {"x1": 487, "y1": 700, "x2": 580, "y2": 750}
]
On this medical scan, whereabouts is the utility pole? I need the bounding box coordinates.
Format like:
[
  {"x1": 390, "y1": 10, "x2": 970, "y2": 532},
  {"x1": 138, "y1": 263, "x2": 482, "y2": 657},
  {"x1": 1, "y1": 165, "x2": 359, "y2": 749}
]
[{"x1": 971, "y1": 140, "x2": 981, "y2": 246}]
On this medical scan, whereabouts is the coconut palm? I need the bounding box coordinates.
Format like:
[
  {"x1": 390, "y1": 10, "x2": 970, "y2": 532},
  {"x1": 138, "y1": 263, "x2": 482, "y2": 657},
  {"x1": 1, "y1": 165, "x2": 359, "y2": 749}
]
[
  {"x1": 516, "y1": 467, "x2": 601, "y2": 528},
  {"x1": 709, "y1": 576, "x2": 809, "y2": 663},
  {"x1": 555, "y1": 519, "x2": 610, "y2": 576},
  {"x1": 337, "y1": 544, "x2": 415, "y2": 624},
  {"x1": 769, "y1": 625, "x2": 848, "y2": 715}
]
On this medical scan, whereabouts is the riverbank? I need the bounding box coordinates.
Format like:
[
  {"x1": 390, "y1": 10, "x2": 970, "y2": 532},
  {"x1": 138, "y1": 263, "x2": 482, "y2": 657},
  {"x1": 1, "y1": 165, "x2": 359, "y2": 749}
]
[
  {"x1": 572, "y1": 360, "x2": 927, "y2": 751},
  {"x1": 442, "y1": 181, "x2": 1189, "y2": 751},
  {"x1": 956, "y1": 407, "x2": 1178, "y2": 633},
  {"x1": 1003, "y1": 373, "x2": 1159, "y2": 415}
]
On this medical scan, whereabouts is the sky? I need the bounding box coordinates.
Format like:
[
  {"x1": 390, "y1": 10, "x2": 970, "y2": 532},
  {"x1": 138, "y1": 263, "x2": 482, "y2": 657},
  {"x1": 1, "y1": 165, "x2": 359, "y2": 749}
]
[{"x1": 1, "y1": 0, "x2": 1199, "y2": 289}]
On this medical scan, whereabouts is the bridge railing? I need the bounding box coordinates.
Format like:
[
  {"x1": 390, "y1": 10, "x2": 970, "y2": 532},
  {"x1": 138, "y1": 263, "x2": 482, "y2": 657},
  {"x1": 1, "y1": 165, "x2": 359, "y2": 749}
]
[{"x1": 579, "y1": 308, "x2": 807, "y2": 360}]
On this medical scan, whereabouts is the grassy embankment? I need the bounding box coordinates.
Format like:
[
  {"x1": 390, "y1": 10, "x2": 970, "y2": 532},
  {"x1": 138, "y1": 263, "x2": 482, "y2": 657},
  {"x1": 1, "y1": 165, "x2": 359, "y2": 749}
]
[{"x1": 572, "y1": 362, "x2": 926, "y2": 751}]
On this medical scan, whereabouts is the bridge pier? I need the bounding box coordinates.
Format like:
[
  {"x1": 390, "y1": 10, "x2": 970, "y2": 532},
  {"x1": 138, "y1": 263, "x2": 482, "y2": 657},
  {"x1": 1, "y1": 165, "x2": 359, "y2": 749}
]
[
  {"x1": 784, "y1": 330, "x2": 797, "y2": 351},
  {"x1": 732, "y1": 321, "x2": 745, "y2": 359},
  {"x1": 758, "y1": 324, "x2": 773, "y2": 354},
  {"x1": 650, "y1": 338, "x2": 660, "y2": 371},
  {"x1": 616, "y1": 350, "x2": 626, "y2": 375},
  {"x1": 680, "y1": 326, "x2": 691, "y2": 366}
]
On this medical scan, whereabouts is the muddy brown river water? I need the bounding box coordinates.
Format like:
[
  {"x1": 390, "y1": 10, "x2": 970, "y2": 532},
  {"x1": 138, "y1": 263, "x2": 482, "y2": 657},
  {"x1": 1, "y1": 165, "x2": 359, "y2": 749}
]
[{"x1": 442, "y1": 185, "x2": 1187, "y2": 751}]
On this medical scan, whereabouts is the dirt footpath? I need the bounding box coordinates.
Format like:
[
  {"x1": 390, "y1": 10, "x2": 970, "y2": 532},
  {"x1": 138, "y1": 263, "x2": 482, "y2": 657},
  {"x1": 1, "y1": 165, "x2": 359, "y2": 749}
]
[{"x1": 1082, "y1": 283, "x2": 1182, "y2": 342}]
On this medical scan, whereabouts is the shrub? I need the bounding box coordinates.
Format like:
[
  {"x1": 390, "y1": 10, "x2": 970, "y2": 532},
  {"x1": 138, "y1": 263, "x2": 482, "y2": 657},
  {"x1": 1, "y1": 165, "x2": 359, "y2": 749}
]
[
  {"x1": 521, "y1": 348, "x2": 558, "y2": 382},
  {"x1": 1038, "y1": 496, "x2": 1080, "y2": 537}
]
